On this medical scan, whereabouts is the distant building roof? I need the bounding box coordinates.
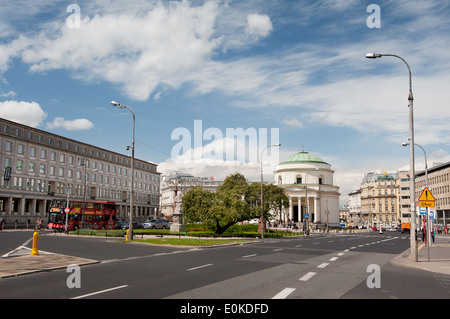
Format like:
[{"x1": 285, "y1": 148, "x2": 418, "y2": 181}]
[{"x1": 279, "y1": 151, "x2": 328, "y2": 165}]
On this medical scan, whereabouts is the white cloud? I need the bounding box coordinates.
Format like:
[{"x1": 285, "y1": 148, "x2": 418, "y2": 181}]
[
  {"x1": 282, "y1": 119, "x2": 304, "y2": 128},
  {"x1": 246, "y1": 13, "x2": 273, "y2": 38},
  {"x1": 1, "y1": 1, "x2": 222, "y2": 102},
  {"x1": 46, "y1": 117, "x2": 94, "y2": 131},
  {"x1": 0, "y1": 100, "x2": 47, "y2": 127}
]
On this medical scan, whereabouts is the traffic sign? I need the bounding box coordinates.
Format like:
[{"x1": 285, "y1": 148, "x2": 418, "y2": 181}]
[
  {"x1": 64, "y1": 207, "x2": 70, "y2": 213},
  {"x1": 420, "y1": 201, "x2": 435, "y2": 207},
  {"x1": 418, "y1": 187, "x2": 435, "y2": 207},
  {"x1": 418, "y1": 187, "x2": 435, "y2": 201}
]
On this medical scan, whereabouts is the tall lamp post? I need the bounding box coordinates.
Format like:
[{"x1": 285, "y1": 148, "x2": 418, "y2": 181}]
[
  {"x1": 366, "y1": 53, "x2": 418, "y2": 261},
  {"x1": 111, "y1": 101, "x2": 135, "y2": 241},
  {"x1": 403, "y1": 141, "x2": 431, "y2": 261},
  {"x1": 260, "y1": 143, "x2": 281, "y2": 240}
]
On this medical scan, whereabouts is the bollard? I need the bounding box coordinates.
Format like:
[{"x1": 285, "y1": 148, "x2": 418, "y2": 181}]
[
  {"x1": 125, "y1": 229, "x2": 130, "y2": 242},
  {"x1": 31, "y1": 231, "x2": 39, "y2": 256}
]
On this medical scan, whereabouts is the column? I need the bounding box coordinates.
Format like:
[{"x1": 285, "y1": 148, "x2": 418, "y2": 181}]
[
  {"x1": 314, "y1": 197, "x2": 319, "y2": 223},
  {"x1": 289, "y1": 197, "x2": 293, "y2": 222}
]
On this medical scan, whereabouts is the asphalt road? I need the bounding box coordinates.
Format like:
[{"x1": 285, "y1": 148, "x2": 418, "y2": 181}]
[{"x1": 1, "y1": 231, "x2": 449, "y2": 302}]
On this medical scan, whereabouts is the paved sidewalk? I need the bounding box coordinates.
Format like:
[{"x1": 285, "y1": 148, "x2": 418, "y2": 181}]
[
  {"x1": 0, "y1": 246, "x2": 98, "y2": 279},
  {"x1": 391, "y1": 234, "x2": 450, "y2": 275}
]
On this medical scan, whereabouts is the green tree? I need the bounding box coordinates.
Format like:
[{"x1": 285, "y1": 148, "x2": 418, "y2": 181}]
[{"x1": 182, "y1": 173, "x2": 289, "y2": 235}]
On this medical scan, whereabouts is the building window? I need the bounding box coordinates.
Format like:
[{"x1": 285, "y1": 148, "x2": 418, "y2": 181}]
[
  {"x1": 5, "y1": 141, "x2": 12, "y2": 152},
  {"x1": 17, "y1": 144, "x2": 24, "y2": 154},
  {"x1": 39, "y1": 164, "x2": 45, "y2": 174},
  {"x1": 28, "y1": 162, "x2": 35, "y2": 173}
]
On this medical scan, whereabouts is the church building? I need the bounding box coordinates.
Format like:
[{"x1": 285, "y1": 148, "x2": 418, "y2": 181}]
[{"x1": 274, "y1": 151, "x2": 340, "y2": 229}]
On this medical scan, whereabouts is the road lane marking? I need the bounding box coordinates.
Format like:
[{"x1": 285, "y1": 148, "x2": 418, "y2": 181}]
[
  {"x1": 317, "y1": 263, "x2": 329, "y2": 269},
  {"x1": 329, "y1": 257, "x2": 338, "y2": 261},
  {"x1": 243, "y1": 254, "x2": 257, "y2": 258},
  {"x1": 337, "y1": 253, "x2": 344, "y2": 256},
  {"x1": 273, "y1": 248, "x2": 283, "y2": 252},
  {"x1": 187, "y1": 263, "x2": 213, "y2": 271},
  {"x1": 71, "y1": 285, "x2": 129, "y2": 299},
  {"x1": 272, "y1": 288, "x2": 296, "y2": 299},
  {"x1": 299, "y1": 272, "x2": 317, "y2": 281}
]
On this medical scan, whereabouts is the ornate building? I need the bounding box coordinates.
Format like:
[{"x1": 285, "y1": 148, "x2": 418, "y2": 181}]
[
  {"x1": 274, "y1": 151, "x2": 340, "y2": 229},
  {"x1": 0, "y1": 117, "x2": 160, "y2": 227}
]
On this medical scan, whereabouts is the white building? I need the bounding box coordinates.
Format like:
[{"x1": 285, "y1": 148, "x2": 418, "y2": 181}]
[
  {"x1": 160, "y1": 172, "x2": 223, "y2": 218},
  {"x1": 274, "y1": 151, "x2": 340, "y2": 228}
]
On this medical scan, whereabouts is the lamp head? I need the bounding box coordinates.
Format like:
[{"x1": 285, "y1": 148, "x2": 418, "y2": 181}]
[
  {"x1": 365, "y1": 53, "x2": 382, "y2": 59},
  {"x1": 402, "y1": 142, "x2": 409, "y2": 147}
]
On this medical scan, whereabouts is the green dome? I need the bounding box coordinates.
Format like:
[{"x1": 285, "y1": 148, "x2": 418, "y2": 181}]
[{"x1": 280, "y1": 152, "x2": 327, "y2": 165}]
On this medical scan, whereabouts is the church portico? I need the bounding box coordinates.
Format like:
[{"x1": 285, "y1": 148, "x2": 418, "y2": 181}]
[{"x1": 274, "y1": 151, "x2": 340, "y2": 229}]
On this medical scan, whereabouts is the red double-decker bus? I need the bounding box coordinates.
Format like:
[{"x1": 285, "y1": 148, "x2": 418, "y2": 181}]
[{"x1": 48, "y1": 200, "x2": 117, "y2": 231}]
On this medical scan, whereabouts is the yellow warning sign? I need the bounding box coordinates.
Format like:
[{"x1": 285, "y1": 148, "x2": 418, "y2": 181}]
[{"x1": 418, "y1": 187, "x2": 436, "y2": 202}]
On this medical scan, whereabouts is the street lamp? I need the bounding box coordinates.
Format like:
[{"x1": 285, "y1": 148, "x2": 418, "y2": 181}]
[
  {"x1": 111, "y1": 101, "x2": 135, "y2": 241},
  {"x1": 403, "y1": 141, "x2": 431, "y2": 261},
  {"x1": 366, "y1": 53, "x2": 418, "y2": 261},
  {"x1": 260, "y1": 143, "x2": 281, "y2": 240}
]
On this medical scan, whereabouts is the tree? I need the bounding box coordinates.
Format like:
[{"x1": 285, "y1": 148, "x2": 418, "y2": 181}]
[
  {"x1": 182, "y1": 173, "x2": 289, "y2": 235},
  {"x1": 182, "y1": 185, "x2": 215, "y2": 224}
]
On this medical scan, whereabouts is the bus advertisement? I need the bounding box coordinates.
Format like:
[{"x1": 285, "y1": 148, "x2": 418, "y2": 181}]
[{"x1": 48, "y1": 200, "x2": 117, "y2": 231}]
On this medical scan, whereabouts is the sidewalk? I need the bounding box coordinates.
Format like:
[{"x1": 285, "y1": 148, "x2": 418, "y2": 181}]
[
  {"x1": 391, "y1": 234, "x2": 450, "y2": 275},
  {"x1": 0, "y1": 246, "x2": 98, "y2": 279}
]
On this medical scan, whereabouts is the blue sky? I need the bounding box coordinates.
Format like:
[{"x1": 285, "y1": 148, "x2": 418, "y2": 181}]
[{"x1": 1, "y1": 0, "x2": 450, "y2": 205}]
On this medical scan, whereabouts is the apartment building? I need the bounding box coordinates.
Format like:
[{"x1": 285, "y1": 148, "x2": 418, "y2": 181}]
[
  {"x1": 0, "y1": 117, "x2": 160, "y2": 227},
  {"x1": 358, "y1": 172, "x2": 400, "y2": 229}
]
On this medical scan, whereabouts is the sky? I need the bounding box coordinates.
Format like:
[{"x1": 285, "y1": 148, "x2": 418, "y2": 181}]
[{"x1": 0, "y1": 0, "x2": 450, "y2": 206}]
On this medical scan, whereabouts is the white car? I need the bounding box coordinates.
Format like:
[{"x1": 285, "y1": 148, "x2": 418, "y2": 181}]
[
  {"x1": 143, "y1": 219, "x2": 170, "y2": 229},
  {"x1": 248, "y1": 219, "x2": 260, "y2": 225}
]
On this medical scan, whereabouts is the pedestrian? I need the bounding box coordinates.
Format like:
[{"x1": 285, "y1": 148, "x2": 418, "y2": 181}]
[{"x1": 432, "y1": 229, "x2": 435, "y2": 243}]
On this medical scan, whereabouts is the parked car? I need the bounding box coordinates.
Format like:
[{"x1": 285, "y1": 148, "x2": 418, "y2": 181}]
[
  {"x1": 143, "y1": 219, "x2": 170, "y2": 229},
  {"x1": 115, "y1": 221, "x2": 127, "y2": 229},
  {"x1": 121, "y1": 221, "x2": 144, "y2": 229}
]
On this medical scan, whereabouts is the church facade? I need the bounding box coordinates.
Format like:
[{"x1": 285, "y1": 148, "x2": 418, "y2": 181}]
[{"x1": 274, "y1": 151, "x2": 340, "y2": 229}]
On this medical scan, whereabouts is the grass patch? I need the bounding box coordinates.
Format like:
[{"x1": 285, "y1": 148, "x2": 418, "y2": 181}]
[
  {"x1": 133, "y1": 238, "x2": 250, "y2": 246},
  {"x1": 70, "y1": 229, "x2": 126, "y2": 237}
]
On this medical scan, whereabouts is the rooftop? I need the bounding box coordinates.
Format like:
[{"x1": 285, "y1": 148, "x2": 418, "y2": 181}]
[{"x1": 279, "y1": 151, "x2": 328, "y2": 165}]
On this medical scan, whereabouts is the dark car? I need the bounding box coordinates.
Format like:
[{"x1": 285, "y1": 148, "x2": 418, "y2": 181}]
[
  {"x1": 121, "y1": 221, "x2": 144, "y2": 229},
  {"x1": 115, "y1": 221, "x2": 127, "y2": 229}
]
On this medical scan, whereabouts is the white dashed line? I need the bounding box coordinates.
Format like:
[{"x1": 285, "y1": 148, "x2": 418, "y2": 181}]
[
  {"x1": 187, "y1": 263, "x2": 213, "y2": 271},
  {"x1": 299, "y1": 272, "x2": 317, "y2": 281},
  {"x1": 317, "y1": 263, "x2": 329, "y2": 269},
  {"x1": 329, "y1": 257, "x2": 338, "y2": 261},
  {"x1": 272, "y1": 288, "x2": 296, "y2": 299}
]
